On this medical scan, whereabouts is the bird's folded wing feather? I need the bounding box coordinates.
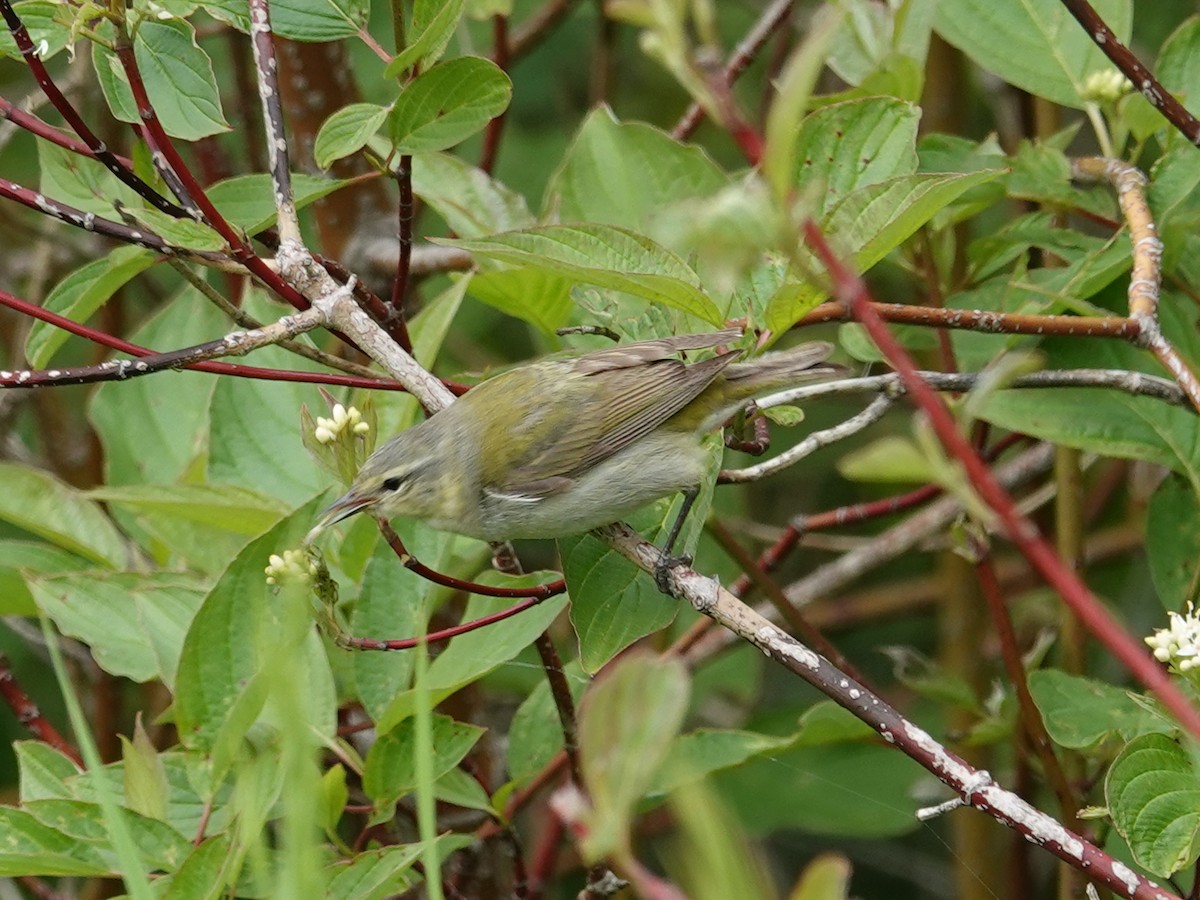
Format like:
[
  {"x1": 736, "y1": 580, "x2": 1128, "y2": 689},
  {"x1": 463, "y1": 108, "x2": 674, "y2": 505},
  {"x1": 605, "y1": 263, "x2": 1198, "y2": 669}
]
[{"x1": 489, "y1": 339, "x2": 741, "y2": 499}]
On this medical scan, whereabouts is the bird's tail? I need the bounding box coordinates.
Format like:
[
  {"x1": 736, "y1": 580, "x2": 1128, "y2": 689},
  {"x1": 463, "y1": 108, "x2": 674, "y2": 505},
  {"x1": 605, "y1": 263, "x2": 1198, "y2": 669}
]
[{"x1": 721, "y1": 341, "x2": 840, "y2": 399}]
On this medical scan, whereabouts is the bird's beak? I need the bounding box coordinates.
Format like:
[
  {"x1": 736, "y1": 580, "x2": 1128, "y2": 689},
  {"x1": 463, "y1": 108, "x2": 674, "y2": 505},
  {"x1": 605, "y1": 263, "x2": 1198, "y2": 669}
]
[{"x1": 304, "y1": 489, "x2": 376, "y2": 545}]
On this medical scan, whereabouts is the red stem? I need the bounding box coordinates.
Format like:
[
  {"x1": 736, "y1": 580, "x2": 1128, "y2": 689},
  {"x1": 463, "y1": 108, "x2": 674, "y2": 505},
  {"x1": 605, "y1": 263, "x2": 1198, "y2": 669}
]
[{"x1": 804, "y1": 218, "x2": 1200, "y2": 742}]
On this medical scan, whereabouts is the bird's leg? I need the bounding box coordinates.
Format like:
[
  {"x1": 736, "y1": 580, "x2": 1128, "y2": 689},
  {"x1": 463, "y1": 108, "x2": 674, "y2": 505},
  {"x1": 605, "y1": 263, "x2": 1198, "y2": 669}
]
[{"x1": 654, "y1": 485, "x2": 699, "y2": 593}]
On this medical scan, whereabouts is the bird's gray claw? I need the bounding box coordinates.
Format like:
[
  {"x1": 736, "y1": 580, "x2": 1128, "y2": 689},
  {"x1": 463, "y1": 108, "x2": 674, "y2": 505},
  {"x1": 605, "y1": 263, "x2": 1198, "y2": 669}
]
[{"x1": 653, "y1": 552, "x2": 692, "y2": 594}]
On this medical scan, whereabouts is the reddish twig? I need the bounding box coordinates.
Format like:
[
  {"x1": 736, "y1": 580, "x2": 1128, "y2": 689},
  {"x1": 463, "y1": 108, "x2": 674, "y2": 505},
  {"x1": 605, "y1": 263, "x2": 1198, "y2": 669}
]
[
  {"x1": 0, "y1": 285, "x2": 414, "y2": 391},
  {"x1": 479, "y1": 15, "x2": 510, "y2": 175},
  {"x1": 389, "y1": 155, "x2": 415, "y2": 333},
  {"x1": 795, "y1": 300, "x2": 1141, "y2": 339},
  {"x1": 975, "y1": 556, "x2": 1080, "y2": 828},
  {"x1": 0, "y1": 93, "x2": 130, "y2": 165},
  {"x1": 0, "y1": 653, "x2": 82, "y2": 765},
  {"x1": 378, "y1": 521, "x2": 566, "y2": 600},
  {"x1": 109, "y1": 23, "x2": 310, "y2": 311},
  {"x1": 1058, "y1": 0, "x2": 1200, "y2": 146},
  {"x1": 508, "y1": 0, "x2": 577, "y2": 62},
  {"x1": 672, "y1": 0, "x2": 796, "y2": 141},
  {"x1": 804, "y1": 217, "x2": 1200, "y2": 742},
  {"x1": 339, "y1": 597, "x2": 547, "y2": 651},
  {"x1": 0, "y1": 0, "x2": 187, "y2": 217}
]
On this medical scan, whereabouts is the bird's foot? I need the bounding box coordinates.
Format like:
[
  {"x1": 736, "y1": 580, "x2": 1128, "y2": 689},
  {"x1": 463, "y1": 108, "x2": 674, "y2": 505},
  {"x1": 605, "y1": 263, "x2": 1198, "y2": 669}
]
[{"x1": 654, "y1": 551, "x2": 692, "y2": 594}]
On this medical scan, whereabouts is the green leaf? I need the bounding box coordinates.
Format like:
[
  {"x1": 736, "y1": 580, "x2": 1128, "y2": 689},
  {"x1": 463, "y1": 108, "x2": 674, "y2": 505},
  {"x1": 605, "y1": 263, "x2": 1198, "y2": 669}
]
[
  {"x1": 564, "y1": 478, "x2": 714, "y2": 673},
  {"x1": 0, "y1": 542, "x2": 91, "y2": 616},
  {"x1": 30, "y1": 572, "x2": 207, "y2": 687},
  {"x1": 0, "y1": 464, "x2": 127, "y2": 567},
  {"x1": 545, "y1": 107, "x2": 728, "y2": 228},
  {"x1": 466, "y1": 268, "x2": 574, "y2": 336},
  {"x1": 322, "y1": 836, "x2": 474, "y2": 900},
  {"x1": 935, "y1": 0, "x2": 1132, "y2": 109},
  {"x1": 0, "y1": 2, "x2": 71, "y2": 61},
  {"x1": 794, "y1": 97, "x2": 921, "y2": 210},
  {"x1": 1147, "y1": 474, "x2": 1200, "y2": 609},
  {"x1": 204, "y1": 0, "x2": 369, "y2": 41},
  {"x1": 206, "y1": 324, "x2": 329, "y2": 505},
  {"x1": 87, "y1": 483, "x2": 289, "y2": 535},
  {"x1": 1156, "y1": 16, "x2": 1200, "y2": 120},
  {"x1": 173, "y1": 499, "x2": 336, "y2": 765},
  {"x1": 314, "y1": 103, "x2": 388, "y2": 169},
  {"x1": 717, "y1": 739, "x2": 923, "y2": 838},
  {"x1": 388, "y1": 56, "x2": 512, "y2": 154},
  {"x1": 1028, "y1": 670, "x2": 1166, "y2": 749},
  {"x1": 16, "y1": 742, "x2": 80, "y2": 803},
  {"x1": 822, "y1": 169, "x2": 1004, "y2": 272},
  {"x1": 651, "y1": 729, "x2": 796, "y2": 796},
  {"x1": 94, "y1": 19, "x2": 229, "y2": 140},
  {"x1": 444, "y1": 224, "x2": 724, "y2": 324},
  {"x1": 37, "y1": 140, "x2": 142, "y2": 216},
  {"x1": 433, "y1": 767, "x2": 492, "y2": 814},
  {"x1": 154, "y1": 834, "x2": 234, "y2": 899},
  {"x1": 88, "y1": 294, "x2": 221, "y2": 486},
  {"x1": 207, "y1": 172, "x2": 350, "y2": 233},
  {"x1": 577, "y1": 654, "x2": 690, "y2": 860},
  {"x1": 122, "y1": 719, "x2": 168, "y2": 822},
  {"x1": 363, "y1": 714, "x2": 484, "y2": 819},
  {"x1": 837, "y1": 435, "x2": 934, "y2": 483},
  {"x1": 506, "y1": 659, "x2": 588, "y2": 784},
  {"x1": 412, "y1": 151, "x2": 536, "y2": 238},
  {"x1": 350, "y1": 524, "x2": 449, "y2": 721},
  {"x1": 384, "y1": 0, "x2": 466, "y2": 76},
  {"x1": 1106, "y1": 732, "x2": 1200, "y2": 877},
  {"x1": 374, "y1": 587, "x2": 569, "y2": 733},
  {"x1": 23, "y1": 799, "x2": 190, "y2": 870},
  {"x1": 0, "y1": 807, "x2": 111, "y2": 876}
]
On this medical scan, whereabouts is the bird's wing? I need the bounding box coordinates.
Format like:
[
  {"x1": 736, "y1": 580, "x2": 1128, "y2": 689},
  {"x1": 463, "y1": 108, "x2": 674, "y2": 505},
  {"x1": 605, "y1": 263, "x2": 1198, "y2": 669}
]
[{"x1": 488, "y1": 335, "x2": 741, "y2": 499}]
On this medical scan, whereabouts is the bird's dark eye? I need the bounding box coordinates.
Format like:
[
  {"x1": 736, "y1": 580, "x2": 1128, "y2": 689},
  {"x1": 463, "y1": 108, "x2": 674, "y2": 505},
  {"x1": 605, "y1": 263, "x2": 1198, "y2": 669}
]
[{"x1": 381, "y1": 476, "x2": 404, "y2": 492}]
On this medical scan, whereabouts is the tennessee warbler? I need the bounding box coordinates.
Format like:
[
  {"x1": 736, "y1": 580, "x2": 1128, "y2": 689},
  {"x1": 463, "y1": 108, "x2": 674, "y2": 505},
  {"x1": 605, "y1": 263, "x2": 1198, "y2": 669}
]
[{"x1": 310, "y1": 329, "x2": 837, "y2": 577}]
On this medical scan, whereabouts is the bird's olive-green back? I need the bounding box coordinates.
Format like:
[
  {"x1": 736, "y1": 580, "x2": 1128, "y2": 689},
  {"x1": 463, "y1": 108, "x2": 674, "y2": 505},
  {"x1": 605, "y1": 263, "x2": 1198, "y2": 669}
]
[{"x1": 462, "y1": 336, "x2": 742, "y2": 498}]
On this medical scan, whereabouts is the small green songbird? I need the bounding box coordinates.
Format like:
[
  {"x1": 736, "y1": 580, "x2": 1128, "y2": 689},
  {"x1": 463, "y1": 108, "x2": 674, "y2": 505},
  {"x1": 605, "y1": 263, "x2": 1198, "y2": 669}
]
[{"x1": 310, "y1": 329, "x2": 837, "y2": 575}]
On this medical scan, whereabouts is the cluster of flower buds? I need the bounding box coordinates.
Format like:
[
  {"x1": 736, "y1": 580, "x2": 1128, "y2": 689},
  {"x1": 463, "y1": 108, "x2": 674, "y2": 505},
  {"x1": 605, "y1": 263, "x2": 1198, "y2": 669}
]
[
  {"x1": 313, "y1": 404, "x2": 370, "y2": 445},
  {"x1": 264, "y1": 548, "x2": 318, "y2": 586},
  {"x1": 1146, "y1": 603, "x2": 1200, "y2": 674},
  {"x1": 1081, "y1": 69, "x2": 1133, "y2": 104}
]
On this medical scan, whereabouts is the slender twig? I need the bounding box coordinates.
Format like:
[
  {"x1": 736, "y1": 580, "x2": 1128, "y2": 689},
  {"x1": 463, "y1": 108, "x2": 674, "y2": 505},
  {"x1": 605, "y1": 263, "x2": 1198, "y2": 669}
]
[
  {"x1": 720, "y1": 392, "x2": 895, "y2": 482},
  {"x1": 334, "y1": 597, "x2": 549, "y2": 652},
  {"x1": 0, "y1": 285, "x2": 403, "y2": 391},
  {"x1": 378, "y1": 521, "x2": 565, "y2": 600},
  {"x1": 0, "y1": 177, "x2": 201, "y2": 256},
  {"x1": 0, "y1": 653, "x2": 82, "y2": 765},
  {"x1": 390, "y1": 155, "x2": 414, "y2": 324},
  {"x1": 755, "y1": 369, "x2": 1188, "y2": 409},
  {"x1": 796, "y1": 299, "x2": 1140, "y2": 339},
  {"x1": 110, "y1": 17, "x2": 310, "y2": 311},
  {"x1": 1058, "y1": 0, "x2": 1200, "y2": 146},
  {"x1": 672, "y1": 0, "x2": 796, "y2": 140},
  {"x1": 248, "y1": 0, "x2": 301, "y2": 244},
  {"x1": 804, "y1": 218, "x2": 1200, "y2": 742},
  {"x1": 508, "y1": 0, "x2": 577, "y2": 61},
  {"x1": 0, "y1": 0, "x2": 187, "y2": 217},
  {"x1": 479, "y1": 15, "x2": 510, "y2": 175},
  {"x1": 975, "y1": 556, "x2": 1081, "y2": 827},
  {"x1": 599, "y1": 522, "x2": 1177, "y2": 900},
  {"x1": 705, "y1": 518, "x2": 870, "y2": 687},
  {"x1": 168, "y1": 259, "x2": 381, "y2": 379}
]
